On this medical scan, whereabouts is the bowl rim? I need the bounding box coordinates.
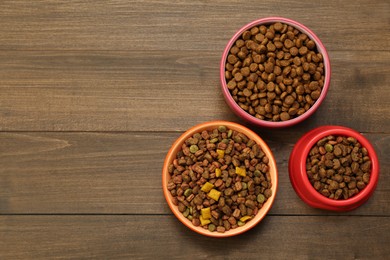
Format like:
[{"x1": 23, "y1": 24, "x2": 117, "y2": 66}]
[
  {"x1": 162, "y1": 120, "x2": 278, "y2": 237},
  {"x1": 290, "y1": 125, "x2": 379, "y2": 209},
  {"x1": 220, "y1": 16, "x2": 331, "y2": 128}
]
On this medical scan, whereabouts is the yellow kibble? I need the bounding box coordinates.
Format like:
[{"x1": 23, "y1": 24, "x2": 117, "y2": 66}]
[
  {"x1": 201, "y1": 182, "x2": 214, "y2": 192},
  {"x1": 235, "y1": 166, "x2": 246, "y2": 177},
  {"x1": 240, "y1": 216, "x2": 252, "y2": 222},
  {"x1": 201, "y1": 207, "x2": 211, "y2": 220},
  {"x1": 216, "y1": 149, "x2": 225, "y2": 159},
  {"x1": 200, "y1": 215, "x2": 211, "y2": 226},
  {"x1": 215, "y1": 168, "x2": 222, "y2": 177},
  {"x1": 208, "y1": 189, "x2": 221, "y2": 201}
]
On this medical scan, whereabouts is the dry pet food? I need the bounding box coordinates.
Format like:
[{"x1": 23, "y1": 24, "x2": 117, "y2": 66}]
[
  {"x1": 306, "y1": 135, "x2": 371, "y2": 200},
  {"x1": 167, "y1": 126, "x2": 272, "y2": 233},
  {"x1": 225, "y1": 22, "x2": 325, "y2": 121}
]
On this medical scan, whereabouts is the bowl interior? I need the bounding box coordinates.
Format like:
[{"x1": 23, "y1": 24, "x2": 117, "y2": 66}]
[
  {"x1": 298, "y1": 126, "x2": 379, "y2": 207},
  {"x1": 162, "y1": 121, "x2": 278, "y2": 237},
  {"x1": 220, "y1": 17, "x2": 331, "y2": 128}
]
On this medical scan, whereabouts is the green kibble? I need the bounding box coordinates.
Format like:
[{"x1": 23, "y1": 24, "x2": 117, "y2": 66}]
[
  {"x1": 208, "y1": 224, "x2": 216, "y2": 232},
  {"x1": 189, "y1": 207, "x2": 193, "y2": 215},
  {"x1": 218, "y1": 125, "x2": 227, "y2": 133},
  {"x1": 222, "y1": 138, "x2": 229, "y2": 144},
  {"x1": 237, "y1": 221, "x2": 245, "y2": 227},
  {"x1": 187, "y1": 215, "x2": 193, "y2": 221},
  {"x1": 210, "y1": 138, "x2": 219, "y2": 143},
  {"x1": 183, "y1": 208, "x2": 190, "y2": 218},
  {"x1": 325, "y1": 144, "x2": 333, "y2": 153},
  {"x1": 242, "y1": 182, "x2": 248, "y2": 190},
  {"x1": 190, "y1": 145, "x2": 199, "y2": 153},
  {"x1": 227, "y1": 129, "x2": 233, "y2": 138},
  {"x1": 234, "y1": 136, "x2": 242, "y2": 143},
  {"x1": 184, "y1": 188, "x2": 193, "y2": 197},
  {"x1": 257, "y1": 194, "x2": 265, "y2": 204},
  {"x1": 254, "y1": 170, "x2": 262, "y2": 177}
]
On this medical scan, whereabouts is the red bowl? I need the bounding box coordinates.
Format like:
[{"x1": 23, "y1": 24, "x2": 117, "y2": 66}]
[
  {"x1": 289, "y1": 125, "x2": 379, "y2": 211},
  {"x1": 162, "y1": 121, "x2": 278, "y2": 237},
  {"x1": 220, "y1": 17, "x2": 331, "y2": 128}
]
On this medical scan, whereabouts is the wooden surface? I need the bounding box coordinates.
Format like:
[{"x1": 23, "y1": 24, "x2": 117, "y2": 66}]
[{"x1": 0, "y1": 1, "x2": 389, "y2": 259}]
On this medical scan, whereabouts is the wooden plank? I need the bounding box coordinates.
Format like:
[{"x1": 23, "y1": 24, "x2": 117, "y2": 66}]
[
  {"x1": 0, "y1": 50, "x2": 389, "y2": 132},
  {"x1": 0, "y1": 215, "x2": 389, "y2": 259},
  {"x1": 0, "y1": 132, "x2": 388, "y2": 215},
  {"x1": 0, "y1": 0, "x2": 388, "y2": 51}
]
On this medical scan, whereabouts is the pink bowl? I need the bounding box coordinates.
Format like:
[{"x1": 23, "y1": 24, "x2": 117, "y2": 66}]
[
  {"x1": 289, "y1": 126, "x2": 379, "y2": 211},
  {"x1": 220, "y1": 17, "x2": 331, "y2": 128}
]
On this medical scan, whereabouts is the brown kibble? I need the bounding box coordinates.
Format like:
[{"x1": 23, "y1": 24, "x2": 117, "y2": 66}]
[
  {"x1": 299, "y1": 46, "x2": 308, "y2": 55},
  {"x1": 236, "y1": 39, "x2": 245, "y2": 48},
  {"x1": 245, "y1": 199, "x2": 256, "y2": 209},
  {"x1": 306, "y1": 40, "x2": 316, "y2": 49},
  {"x1": 227, "y1": 54, "x2": 238, "y2": 65},
  {"x1": 241, "y1": 67, "x2": 250, "y2": 77},
  {"x1": 274, "y1": 22, "x2": 283, "y2": 32},
  {"x1": 311, "y1": 90, "x2": 321, "y2": 100},
  {"x1": 234, "y1": 73, "x2": 243, "y2": 82},
  {"x1": 267, "y1": 82, "x2": 275, "y2": 92},
  {"x1": 284, "y1": 95, "x2": 295, "y2": 106},
  {"x1": 290, "y1": 47, "x2": 299, "y2": 56},
  {"x1": 321, "y1": 189, "x2": 330, "y2": 197},
  {"x1": 361, "y1": 161, "x2": 371, "y2": 172},
  {"x1": 217, "y1": 226, "x2": 226, "y2": 233},
  {"x1": 284, "y1": 39, "x2": 294, "y2": 49},
  {"x1": 334, "y1": 189, "x2": 343, "y2": 200},
  {"x1": 296, "y1": 85, "x2": 305, "y2": 95},
  {"x1": 242, "y1": 30, "x2": 251, "y2": 40},
  {"x1": 309, "y1": 81, "x2": 319, "y2": 90},
  {"x1": 280, "y1": 112, "x2": 290, "y2": 121},
  {"x1": 243, "y1": 88, "x2": 252, "y2": 97},
  {"x1": 329, "y1": 180, "x2": 339, "y2": 191},
  {"x1": 265, "y1": 62, "x2": 274, "y2": 73},
  {"x1": 357, "y1": 181, "x2": 366, "y2": 190},
  {"x1": 363, "y1": 173, "x2": 370, "y2": 183},
  {"x1": 253, "y1": 54, "x2": 262, "y2": 63},
  {"x1": 264, "y1": 189, "x2": 272, "y2": 198},
  {"x1": 255, "y1": 33, "x2": 265, "y2": 43},
  {"x1": 313, "y1": 181, "x2": 321, "y2": 190},
  {"x1": 334, "y1": 146, "x2": 342, "y2": 157},
  {"x1": 267, "y1": 42, "x2": 276, "y2": 52},
  {"x1": 250, "y1": 26, "x2": 259, "y2": 35},
  {"x1": 230, "y1": 46, "x2": 239, "y2": 55},
  {"x1": 265, "y1": 31, "x2": 274, "y2": 40}
]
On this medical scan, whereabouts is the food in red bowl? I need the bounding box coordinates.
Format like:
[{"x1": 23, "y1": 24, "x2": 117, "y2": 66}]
[{"x1": 289, "y1": 125, "x2": 379, "y2": 211}]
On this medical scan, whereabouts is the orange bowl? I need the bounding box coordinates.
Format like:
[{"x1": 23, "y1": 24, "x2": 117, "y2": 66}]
[{"x1": 162, "y1": 121, "x2": 278, "y2": 237}]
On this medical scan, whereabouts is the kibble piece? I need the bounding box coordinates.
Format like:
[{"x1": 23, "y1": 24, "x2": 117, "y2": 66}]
[
  {"x1": 201, "y1": 182, "x2": 214, "y2": 192},
  {"x1": 274, "y1": 22, "x2": 283, "y2": 32},
  {"x1": 280, "y1": 112, "x2": 290, "y2": 121},
  {"x1": 235, "y1": 167, "x2": 247, "y2": 177}
]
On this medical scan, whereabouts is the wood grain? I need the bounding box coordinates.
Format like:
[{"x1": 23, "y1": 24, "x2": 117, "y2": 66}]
[
  {"x1": 1, "y1": 132, "x2": 388, "y2": 215},
  {"x1": 1, "y1": 215, "x2": 389, "y2": 259},
  {"x1": 0, "y1": 51, "x2": 389, "y2": 132},
  {"x1": 0, "y1": 0, "x2": 388, "y2": 51},
  {"x1": 0, "y1": 0, "x2": 389, "y2": 258}
]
